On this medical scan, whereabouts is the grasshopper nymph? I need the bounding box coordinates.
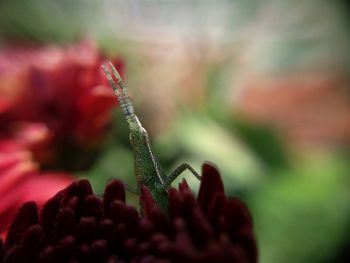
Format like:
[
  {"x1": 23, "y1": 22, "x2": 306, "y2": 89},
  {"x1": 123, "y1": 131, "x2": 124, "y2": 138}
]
[{"x1": 102, "y1": 62, "x2": 201, "y2": 211}]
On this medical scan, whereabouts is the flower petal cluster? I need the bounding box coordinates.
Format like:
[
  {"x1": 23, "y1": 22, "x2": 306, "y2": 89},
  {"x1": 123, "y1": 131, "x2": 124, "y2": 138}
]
[{"x1": 0, "y1": 163, "x2": 257, "y2": 263}]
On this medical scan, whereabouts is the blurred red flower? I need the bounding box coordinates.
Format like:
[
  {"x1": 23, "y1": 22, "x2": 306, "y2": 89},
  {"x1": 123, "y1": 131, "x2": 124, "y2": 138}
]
[
  {"x1": 0, "y1": 41, "x2": 123, "y2": 166},
  {"x1": 0, "y1": 139, "x2": 72, "y2": 238},
  {"x1": 0, "y1": 41, "x2": 123, "y2": 238}
]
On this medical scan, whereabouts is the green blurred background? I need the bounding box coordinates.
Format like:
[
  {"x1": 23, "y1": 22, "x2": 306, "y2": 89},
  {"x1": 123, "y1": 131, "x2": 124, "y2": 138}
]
[{"x1": 1, "y1": 0, "x2": 350, "y2": 262}]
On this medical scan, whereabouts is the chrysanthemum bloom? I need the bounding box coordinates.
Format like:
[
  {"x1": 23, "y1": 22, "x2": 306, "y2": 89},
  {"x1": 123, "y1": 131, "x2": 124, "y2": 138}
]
[{"x1": 0, "y1": 163, "x2": 257, "y2": 263}]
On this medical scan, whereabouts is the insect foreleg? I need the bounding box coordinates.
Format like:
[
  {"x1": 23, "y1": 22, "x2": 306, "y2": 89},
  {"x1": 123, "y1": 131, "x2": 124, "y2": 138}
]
[{"x1": 164, "y1": 163, "x2": 201, "y2": 187}]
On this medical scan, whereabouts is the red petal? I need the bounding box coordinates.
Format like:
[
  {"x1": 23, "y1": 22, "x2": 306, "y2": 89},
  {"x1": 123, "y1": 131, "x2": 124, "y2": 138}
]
[
  {"x1": 19, "y1": 173, "x2": 73, "y2": 206},
  {"x1": 140, "y1": 186, "x2": 156, "y2": 218},
  {"x1": 0, "y1": 171, "x2": 72, "y2": 238},
  {"x1": 4, "y1": 202, "x2": 38, "y2": 250},
  {"x1": 74, "y1": 85, "x2": 116, "y2": 144},
  {"x1": 178, "y1": 178, "x2": 190, "y2": 193},
  {"x1": 103, "y1": 180, "x2": 125, "y2": 217},
  {"x1": 197, "y1": 162, "x2": 224, "y2": 215}
]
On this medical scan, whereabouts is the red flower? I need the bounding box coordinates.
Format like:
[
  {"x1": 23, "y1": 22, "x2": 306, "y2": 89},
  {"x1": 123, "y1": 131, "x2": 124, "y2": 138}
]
[
  {"x1": 0, "y1": 41, "x2": 123, "y2": 237},
  {"x1": 0, "y1": 163, "x2": 257, "y2": 262},
  {"x1": 0, "y1": 139, "x2": 72, "y2": 238},
  {"x1": 0, "y1": 41, "x2": 123, "y2": 166}
]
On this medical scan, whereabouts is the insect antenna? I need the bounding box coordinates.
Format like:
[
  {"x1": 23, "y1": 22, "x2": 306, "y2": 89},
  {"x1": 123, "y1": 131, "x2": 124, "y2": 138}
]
[
  {"x1": 109, "y1": 62, "x2": 135, "y2": 116},
  {"x1": 102, "y1": 64, "x2": 133, "y2": 119}
]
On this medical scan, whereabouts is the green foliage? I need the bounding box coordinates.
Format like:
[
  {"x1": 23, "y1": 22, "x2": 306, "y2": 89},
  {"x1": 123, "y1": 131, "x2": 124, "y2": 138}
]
[
  {"x1": 203, "y1": 63, "x2": 289, "y2": 170},
  {"x1": 232, "y1": 117, "x2": 289, "y2": 169},
  {"x1": 249, "y1": 155, "x2": 350, "y2": 263},
  {"x1": 0, "y1": 0, "x2": 85, "y2": 42},
  {"x1": 155, "y1": 113, "x2": 266, "y2": 193}
]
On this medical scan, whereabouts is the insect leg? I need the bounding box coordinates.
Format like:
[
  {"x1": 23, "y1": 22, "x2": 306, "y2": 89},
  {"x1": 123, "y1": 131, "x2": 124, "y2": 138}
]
[
  {"x1": 164, "y1": 163, "x2": 201, "y2": 186},
  {"x1": 124, "y1": 182, "x2": 140, "y2": 195}
]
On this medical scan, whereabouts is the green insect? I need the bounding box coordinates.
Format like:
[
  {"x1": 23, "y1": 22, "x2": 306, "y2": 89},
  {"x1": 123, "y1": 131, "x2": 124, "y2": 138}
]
[{"x1": 102, "y1": 62, "x2": 201, "y2": 211}]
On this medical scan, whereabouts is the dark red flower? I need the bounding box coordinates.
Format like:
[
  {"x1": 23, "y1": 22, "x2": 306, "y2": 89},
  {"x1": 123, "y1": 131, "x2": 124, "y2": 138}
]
[{"x1": 0, "y1": 162, "x2": 257, "y2": 263}]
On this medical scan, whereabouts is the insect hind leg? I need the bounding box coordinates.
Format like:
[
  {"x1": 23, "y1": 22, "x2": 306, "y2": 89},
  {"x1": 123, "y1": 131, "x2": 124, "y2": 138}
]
[
  {"x1": 164, "y1": 163, "x2": 201, "y2": 187},
  {"x1": 124, "y1": 182, "x2": 140, "y2": 195}
]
